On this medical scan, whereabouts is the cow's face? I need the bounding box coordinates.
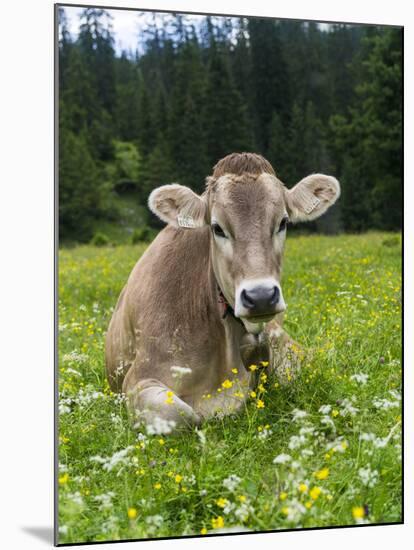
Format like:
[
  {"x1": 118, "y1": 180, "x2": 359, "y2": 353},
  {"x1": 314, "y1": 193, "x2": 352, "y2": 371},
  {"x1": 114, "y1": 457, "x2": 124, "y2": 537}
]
[
  {"x1": 207, "y1": 173, "x2": 288, "y2": 332},
  {"x1": 149, "y1": 169, "x2": 340, "y2": 334}
]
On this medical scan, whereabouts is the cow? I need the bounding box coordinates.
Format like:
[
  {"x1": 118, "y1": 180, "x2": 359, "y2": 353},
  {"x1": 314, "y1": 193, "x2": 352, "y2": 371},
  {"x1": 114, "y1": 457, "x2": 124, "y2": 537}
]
[{"x1": 105, "y1": 153, "x2": 340, "y2": 432}]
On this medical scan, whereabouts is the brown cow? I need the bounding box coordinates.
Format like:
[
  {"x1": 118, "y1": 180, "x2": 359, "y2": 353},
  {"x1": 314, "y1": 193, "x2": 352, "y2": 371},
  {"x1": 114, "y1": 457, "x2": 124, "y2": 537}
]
[{"x1": 105, "y1": 153, "x2": 340, "y2": 433}]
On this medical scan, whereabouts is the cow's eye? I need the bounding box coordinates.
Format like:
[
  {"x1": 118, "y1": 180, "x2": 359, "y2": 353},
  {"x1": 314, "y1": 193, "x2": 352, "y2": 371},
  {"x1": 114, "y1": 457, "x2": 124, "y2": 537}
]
[
  {"x1": 278, "y1": 216, "x2": 289, "y2": 233},
  {"x1": 212, "y1": 223, "x2": 226, "y2": 238}
]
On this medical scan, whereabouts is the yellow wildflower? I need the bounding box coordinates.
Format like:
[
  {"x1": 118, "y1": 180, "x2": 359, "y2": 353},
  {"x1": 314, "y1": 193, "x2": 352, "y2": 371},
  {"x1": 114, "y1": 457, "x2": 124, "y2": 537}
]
[
  {"x1": 298, "y1": 483, "x2": 308, "y2": 493},
  {"x1": 154, "y1": 483, "x2": 162, "y2": 490},
  {"x1": 200, "y1": 527, "x2": 207, "y2": 535},
  {"x1": 250, "y1": 391, "x2": 257, "y2": 398},
  {"x1": 158, "y1": 438, "x2": 165, "y2": 445},
  {"x1": 260, "y1": 372, "x2": 268, "y2": 382},
  {"x1": 249, "y1": 364, "x2": 258, "y2": 372},
  {"x1": 211, "y1": 516, "x2": 224, "y2": 529},
  {"x1": 58, "y1": 473, "x2": 69, "y2": 486},
  {"x1": 352, "y1": 506, "x2": 365, "y2": 520},
  {"x1": 279, "y1": 492, "x2": 288, "y2": 501},
  {"x1": 281, "y1": 507, "x2": 290, "y2": 516},
  {"x1": 222, "y1": 379, "x2": 233, "y2": 389},
  {"x1": 310, "y1": 486, "x2": 322, "y2": 500},
  {"x1": 256, "y1": 399, "x2": 265, "y2": 409},
  {"x1": 237, "y1": 495, "x2": 247, "y2": 503},
  {"x1": 260, "y1": 361, "x2": 269, "y2": 367},
  {"x1": 216, "y1": 497, "x2": 228, "y2": 508},
  {"x1": 175, "y1": 474, "x2": 183, "y2": 483},
  {"x1": 231, "y1": 368, "x2": 238, "y2": 374},
  {"x1": 305, "y1": 501, "x2": 313, "y2": 509},
  {"x1": 314, "y1": 467, "x2": 329, "y2": 480},
  {"x1": 332, "y1": 409, "x2": 339, "y2": 417},
  {"x1": 127, "y1": 507, "x2": 137, "y2": 520}
]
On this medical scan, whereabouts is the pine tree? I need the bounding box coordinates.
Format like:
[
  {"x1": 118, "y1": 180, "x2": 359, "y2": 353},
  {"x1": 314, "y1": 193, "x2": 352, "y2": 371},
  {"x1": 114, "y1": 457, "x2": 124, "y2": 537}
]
[
  {"x1": 168, "y1": 39, "x2": 208, "y2": 191},
  {"x1": 248, "y1": 18, "x2": 291, "y2": 151},
  {"x1": 203, "y1": 46, "x2": 252, "y2": 168},
  {"x1": 59, "y1": 121, "x2": 104, "y2": 241}
]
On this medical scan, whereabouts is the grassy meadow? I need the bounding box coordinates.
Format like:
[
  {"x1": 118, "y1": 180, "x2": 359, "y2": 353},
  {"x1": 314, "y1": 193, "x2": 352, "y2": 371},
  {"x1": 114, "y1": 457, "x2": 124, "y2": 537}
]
[{"x1": 57, "y1": 232, "x2": 402, "y2": 543}]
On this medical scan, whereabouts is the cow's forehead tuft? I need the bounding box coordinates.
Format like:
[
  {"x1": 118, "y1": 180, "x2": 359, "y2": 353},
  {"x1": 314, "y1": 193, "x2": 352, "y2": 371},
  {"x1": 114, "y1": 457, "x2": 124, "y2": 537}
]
[
  {"x1": 208, "y1": 172, "x2": 284, "y2": 198},
  {"x1": 208, "y1": 173, "x2": 286, "y2": 220}
]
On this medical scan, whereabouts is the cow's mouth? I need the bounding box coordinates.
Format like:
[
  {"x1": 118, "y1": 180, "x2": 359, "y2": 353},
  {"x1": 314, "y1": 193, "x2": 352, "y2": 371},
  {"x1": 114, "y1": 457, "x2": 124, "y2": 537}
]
[{"x1": 242, "y1": 313, "x2": 276, "y2": 324}]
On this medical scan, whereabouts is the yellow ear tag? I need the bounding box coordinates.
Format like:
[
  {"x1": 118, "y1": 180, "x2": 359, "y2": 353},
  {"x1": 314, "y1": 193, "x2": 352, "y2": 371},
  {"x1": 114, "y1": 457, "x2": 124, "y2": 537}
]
[
  {"x1": 177, "y1": 215, "x2": 196, "y2": 228},
  {"x1": 304, "y1": 196, "x2": 320, "y2": 214}
]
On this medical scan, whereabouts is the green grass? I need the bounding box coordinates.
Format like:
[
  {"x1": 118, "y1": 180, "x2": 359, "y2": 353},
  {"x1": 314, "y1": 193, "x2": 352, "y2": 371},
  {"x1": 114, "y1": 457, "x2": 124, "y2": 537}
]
[{"x1": 58, "y1": 232, "x2": 402, "y2": 543}]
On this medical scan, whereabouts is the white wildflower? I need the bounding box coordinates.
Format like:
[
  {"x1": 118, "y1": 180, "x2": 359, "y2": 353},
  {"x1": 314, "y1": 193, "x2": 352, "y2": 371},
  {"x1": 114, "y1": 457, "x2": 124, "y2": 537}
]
[
  {"x1": 299, "y1": 426, "x2": 316, "y2": 436},
  {"x1": 145, "y1": 416, "x2": 177, "y2": 435},
  {"x1": 273, "y1": 453, "x2": 292, "y2": 464},
  {"x1": 59, "y1": 525, "x2": 68, "y2": 535},
  {"x1": 62, "y1": 351, "x2": 88, "y2": 364},
  {"x1": 90, "y1": 446, "x2": 134, "y2": 472},
  {"x1": 146, "y1": 515, "x2": 164, "y2": 528},
  {"x1": 223, "y1": 501, "x2": 236, "y2": 515},
  {"x1": 373, "y1": 398, "x2": 399, "y2": 410},
  {"x1": 101, "y1": 516, "x2": 118, "y2": 534},
  {"x1": 67, "y1": 492, "x2": 84, "y2": 507},
  {"x1": 283, "y1": 499, "x2": 307, "y2": 522},
  {"x1": 326, "y1": 437, "x2": 348, "y2": 453},
  {"x1": 288, "y1": 434, "x2": 307, "y2": 450},
  {"x1": 319, "y1": 404, "x2": 332, "y2": 415},
  {"x1": 94, "y1": 492, "x2": 115, "y2": 510},
  {"x1": 301, "y1": 449, "x2": 314, "y2": 458},
  {"x1": 234, "y1": 502, "x2": 254, "y2": 521},
  {"x1": 222, "y1": 474, "x2": 241, "y2": 492},
  {"x1": 340, "y1": 398, "x2": 359, "y2": 416},
  {"x1": 320, "y1": 415, "x2": 336, "y2": 429},
  {"x1": 59, "y1": 401, "x2": 71, "y2": 414},
  {"x1": 292, "y1": 409, "x2": 307, "y2": 421},
  {"x1": 358, "y1": 465, "x2": 379, "y2": 488},
  {"x1": 257, "y1": 426, "x2": 273, "y2": 441},
  {"x1": 350, "y1": 373, "x2": 368, "y2": 385}
]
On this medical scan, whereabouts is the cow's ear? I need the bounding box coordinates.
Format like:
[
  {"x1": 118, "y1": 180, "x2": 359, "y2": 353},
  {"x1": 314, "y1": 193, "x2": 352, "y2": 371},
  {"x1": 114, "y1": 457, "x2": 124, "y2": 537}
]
[
  {"x1": 148, "y1": 184, "x2": 207, "y2": 228},
  {"x1": 285, "y1": 174, "x2": 340, "y2": 223}
]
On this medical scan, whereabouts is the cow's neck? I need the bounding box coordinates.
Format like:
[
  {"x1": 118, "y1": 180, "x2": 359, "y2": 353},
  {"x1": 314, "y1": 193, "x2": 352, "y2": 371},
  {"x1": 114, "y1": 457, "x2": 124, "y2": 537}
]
[{"x1": 209, "y1": 258, "x2": 269, "y2": 371}]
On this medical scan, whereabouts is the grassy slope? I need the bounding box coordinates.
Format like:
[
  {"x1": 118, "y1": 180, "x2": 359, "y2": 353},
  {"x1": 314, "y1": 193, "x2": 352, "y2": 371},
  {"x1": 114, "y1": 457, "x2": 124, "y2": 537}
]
[{"x1": 58, "y1": 233, "x2": 402, "y2": 543}]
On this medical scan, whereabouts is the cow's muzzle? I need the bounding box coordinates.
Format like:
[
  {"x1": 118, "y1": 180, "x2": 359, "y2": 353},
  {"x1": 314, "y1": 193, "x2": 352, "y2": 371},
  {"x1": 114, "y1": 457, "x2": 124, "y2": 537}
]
[{"x1": 235, "y1": 278, "x2": 286, "y2": 322}]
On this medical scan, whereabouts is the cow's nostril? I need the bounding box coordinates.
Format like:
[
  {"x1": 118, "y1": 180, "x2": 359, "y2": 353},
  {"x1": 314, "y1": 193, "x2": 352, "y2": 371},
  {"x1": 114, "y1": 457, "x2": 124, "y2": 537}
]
[
  {"x1": 269, "y1": 286, "x2": 280, "y2": 305},
  {"x1": 241, "y1": 289, "x2": 256, "y2": 309}
]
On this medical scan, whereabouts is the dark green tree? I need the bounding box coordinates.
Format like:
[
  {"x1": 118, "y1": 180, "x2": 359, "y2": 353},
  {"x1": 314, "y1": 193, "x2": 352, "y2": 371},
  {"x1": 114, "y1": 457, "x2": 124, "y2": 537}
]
[
  {"x1": 203, "y1": 46, "x2": 252, "y2": 168},
  {"x1": 248, "y1": 18, "x2": 291, "y2": 150}
]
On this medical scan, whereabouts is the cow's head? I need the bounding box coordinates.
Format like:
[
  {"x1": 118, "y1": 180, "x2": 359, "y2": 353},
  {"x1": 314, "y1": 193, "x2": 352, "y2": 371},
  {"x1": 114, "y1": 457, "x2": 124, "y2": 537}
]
[{"x1": 149, "y1": 153, "x2": 340, "y2": 333}]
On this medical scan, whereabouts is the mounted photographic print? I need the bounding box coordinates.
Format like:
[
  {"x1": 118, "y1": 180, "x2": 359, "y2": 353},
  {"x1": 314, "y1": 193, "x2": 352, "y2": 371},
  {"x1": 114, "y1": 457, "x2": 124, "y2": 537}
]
[{"x1": 56, "y1": 3, "x2": 403, "y2": 545}]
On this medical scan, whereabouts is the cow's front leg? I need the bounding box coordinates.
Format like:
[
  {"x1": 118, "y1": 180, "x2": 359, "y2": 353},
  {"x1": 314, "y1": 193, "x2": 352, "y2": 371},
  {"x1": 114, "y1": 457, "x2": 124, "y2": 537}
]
[
  {"x1": 265, "y1": 320, "x2": 303, "y2": 384},
  {"x1": 122, "y1": 370, "x2": 201, "y2": 433}
]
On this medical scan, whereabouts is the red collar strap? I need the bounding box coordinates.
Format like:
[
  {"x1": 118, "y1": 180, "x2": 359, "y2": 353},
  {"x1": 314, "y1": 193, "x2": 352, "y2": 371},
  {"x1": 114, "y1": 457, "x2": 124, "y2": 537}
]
[{"x1": 217, "y1": 286, "x2": 243, "y2": 326}]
